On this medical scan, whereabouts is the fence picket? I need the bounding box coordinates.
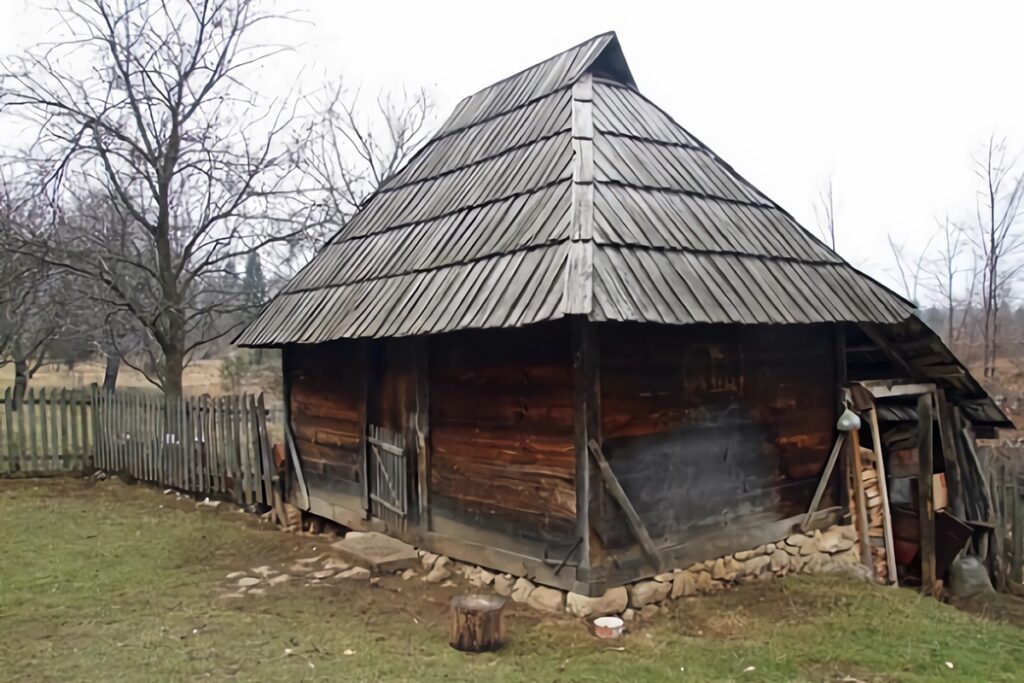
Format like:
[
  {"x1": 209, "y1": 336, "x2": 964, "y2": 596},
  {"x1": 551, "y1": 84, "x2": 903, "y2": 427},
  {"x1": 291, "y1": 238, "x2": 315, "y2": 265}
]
[
  {"x1": 136, "y1": 393, "x2": 145, "y2": 480},
  {"x1": 27, "y1": 389, "x2": 37, "y2": 471},
  {"x1": 40, "y1": 389, "x2": 50, "y2": 470},
  {"x1": 3, "y1": 388, "x2": 12, "y2": 472},
  {"x1": 16, "y1": 390, "x2": 26, "y2": 471},
  {"x1": 144, "y1": 394, "x2": 152, "y2": 482},
  {"x1": 0, "y1": 389, "x2": 275, "y2": 506},
  {"x1": 257, "y1": 394, "x2": 273, "y2": 506},
  {"x1": 187, "y1": 396, "x2": 197, "y2": 493},
  {"x1": 208, "y1": 397, "x2": 218, "y2": 493},
  {"x1": 69, "y1": 391, "x2": 80, "y2": 464},
  {"x1": 95, "y1": 391, "x2": 105, "y2": 471}
]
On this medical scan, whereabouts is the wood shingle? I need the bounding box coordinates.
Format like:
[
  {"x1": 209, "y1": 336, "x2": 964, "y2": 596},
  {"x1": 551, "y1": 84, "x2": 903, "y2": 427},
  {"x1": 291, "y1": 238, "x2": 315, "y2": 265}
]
[{"x1": 237, "y1": 32, "x2": 913, "y2": 347}]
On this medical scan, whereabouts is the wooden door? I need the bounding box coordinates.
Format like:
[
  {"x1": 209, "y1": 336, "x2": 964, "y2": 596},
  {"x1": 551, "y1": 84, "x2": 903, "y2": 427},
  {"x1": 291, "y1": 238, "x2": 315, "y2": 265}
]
[{"x1": 366, "y1": 339, "x2": 417, "y2": 533}]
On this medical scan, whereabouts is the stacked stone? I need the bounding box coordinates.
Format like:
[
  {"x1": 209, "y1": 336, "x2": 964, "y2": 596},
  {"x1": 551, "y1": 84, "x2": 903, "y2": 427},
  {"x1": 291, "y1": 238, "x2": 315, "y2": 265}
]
[{"x1": 461, "y1": 523, "x2": 872, "y2": 622}]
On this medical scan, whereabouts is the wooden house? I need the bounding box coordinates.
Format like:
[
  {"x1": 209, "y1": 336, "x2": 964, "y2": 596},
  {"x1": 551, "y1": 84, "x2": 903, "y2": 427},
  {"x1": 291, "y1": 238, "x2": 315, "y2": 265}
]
[{"x1": 237, "y1": 33, "x2": 1010, "y2": 594}]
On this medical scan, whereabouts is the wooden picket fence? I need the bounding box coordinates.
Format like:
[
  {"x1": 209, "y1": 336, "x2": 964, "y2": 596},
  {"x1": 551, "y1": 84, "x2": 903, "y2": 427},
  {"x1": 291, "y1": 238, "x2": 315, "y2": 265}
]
[
  {"x1": 0, "y1": 387, "x2": 277, "y2": 507},
  {"x1": 988, "y1": 447, "x2": 1024, "y2": 591},
  {"x1": 0, "y1": 388, "x2": 94, "y2": 473}
]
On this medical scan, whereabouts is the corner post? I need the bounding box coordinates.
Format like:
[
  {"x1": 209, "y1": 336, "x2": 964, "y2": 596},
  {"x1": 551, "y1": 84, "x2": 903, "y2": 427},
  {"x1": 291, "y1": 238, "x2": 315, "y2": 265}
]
[
  {"x1": 572, "y1": 316, "x2": 603, "y2": 591},
  {"x1": 413, "y1": 336, "x2": 431, "y2": 532}
]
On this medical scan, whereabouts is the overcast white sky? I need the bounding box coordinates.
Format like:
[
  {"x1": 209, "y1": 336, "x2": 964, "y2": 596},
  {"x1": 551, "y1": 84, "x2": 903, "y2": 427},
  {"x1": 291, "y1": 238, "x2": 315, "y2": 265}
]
[{"x1": 5, "y1": 0, "x2": 1024, "y2": 301}]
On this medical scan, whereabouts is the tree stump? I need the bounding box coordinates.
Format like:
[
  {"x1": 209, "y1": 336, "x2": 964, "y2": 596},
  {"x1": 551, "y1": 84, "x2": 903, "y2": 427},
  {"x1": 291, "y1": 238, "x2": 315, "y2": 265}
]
[{"x1": 449, "y1": 594, "x2": 506, "y2": 652}]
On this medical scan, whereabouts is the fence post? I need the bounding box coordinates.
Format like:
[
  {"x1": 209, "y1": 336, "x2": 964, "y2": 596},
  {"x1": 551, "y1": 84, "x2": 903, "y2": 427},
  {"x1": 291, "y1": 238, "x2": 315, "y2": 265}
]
[
  {"x1": 27, "y1": 388, "x2": 37, "y2": 472},
  {"x1": 1014, "y1": 468, "x2": 1023, "y2": 585},
  {"x1": 257, "y1": 393, "x2": 274, "y2": 506},
  {"x1": 16, "y1": 389, "x2": 27, "y2": 472},
  {"x1": 40, "y1": 389, "x2": 50, "y2": 471},
  {"x1": 4, "y1": 387, "x2": 14, "y2": 473}
]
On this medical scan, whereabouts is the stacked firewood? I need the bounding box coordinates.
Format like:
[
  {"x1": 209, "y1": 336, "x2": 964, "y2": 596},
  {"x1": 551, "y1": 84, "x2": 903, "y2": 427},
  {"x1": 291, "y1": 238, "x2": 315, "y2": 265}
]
[{"x1": 850, "y1": 447, "x2": 890, "y2": 582}]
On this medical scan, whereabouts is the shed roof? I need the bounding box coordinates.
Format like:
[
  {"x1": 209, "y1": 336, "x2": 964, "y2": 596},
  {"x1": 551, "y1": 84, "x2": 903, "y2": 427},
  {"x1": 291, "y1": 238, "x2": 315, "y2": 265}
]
[{"x1": 237, "y1": 32, "x2": 914, "y2": 347}]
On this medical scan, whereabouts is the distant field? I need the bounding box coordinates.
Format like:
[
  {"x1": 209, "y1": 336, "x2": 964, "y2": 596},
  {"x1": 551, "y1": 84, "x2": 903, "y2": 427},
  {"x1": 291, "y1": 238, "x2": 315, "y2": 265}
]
[{"x1": 0, "y1": 357, "x2": 280, "y2": 400}]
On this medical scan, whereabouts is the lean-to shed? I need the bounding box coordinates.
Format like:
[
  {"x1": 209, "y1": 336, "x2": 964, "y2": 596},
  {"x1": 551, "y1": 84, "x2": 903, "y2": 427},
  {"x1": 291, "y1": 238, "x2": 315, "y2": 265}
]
[{"x1": 237, "y1": 33, "x2": 1010, "y2": 594}]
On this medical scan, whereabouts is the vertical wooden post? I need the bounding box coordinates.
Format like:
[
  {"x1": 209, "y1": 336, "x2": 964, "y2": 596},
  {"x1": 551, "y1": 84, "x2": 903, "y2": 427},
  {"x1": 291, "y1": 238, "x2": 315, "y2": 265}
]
[
  {"x1": 257, "y1": 393, "x2": 273, "y2": 505},
  {"x1": 4, "y1": 387, "x2": 14, "y2": 472},
  {"x1": 572, "y1": 317, "x2": 601, "y2": 583},
  {"x1": 16, "y1": 388, "x2": 27, "y2": 471},
  {"x1": 917, "y1": 393, "x2": 936, "y2": 596},
  {"x1": 52, "y1": 389, "x2": 63, "y2": 471},
  {"x1": 88, "y1": 387, "x2": 98, "y2": 470},
  {"x1": 359, "y1": 340, "x2": 371, "y2": 517},
  {"x1": 27, "y1": 389, "x2": 37, "y2": 472},
  {"x1": 1014, "y1": 470, "x2": 1023, "y2": 585},
  {"x1": 413, "y1": 338, "x2": 431, "y2": 530},
  {"x1": 214, "y1": 396, "x2": 225, "y2": 493},
  {"x1": 40, "y1": 389, "x2": 50, "y2": 470},
  {"x1": 934, "y1": 390, "x2": 966, "y2": 520},
  {"x1": 69, "y1": 390, "x2": 80, "y2": 465},
  {"x1": 847, "y1": 427, "x2": 874, "y2": 576},
  {"x1": 990, "y1": 460, "x2": 1006, "y2": 590},
  {"x1": 866, "y1": 405, "x2": 898, "y2": 584}
]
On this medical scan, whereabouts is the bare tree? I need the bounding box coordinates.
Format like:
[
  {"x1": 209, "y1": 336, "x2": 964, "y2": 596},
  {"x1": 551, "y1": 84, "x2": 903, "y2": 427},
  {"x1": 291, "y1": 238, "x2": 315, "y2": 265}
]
[
  {"x1": 814, "y1": 176, "x2": 837, "y2": 251},
  {"x1": 293, "y1": 81, "x2": 433, "y2": 257},
  {"x1": 2, "y1": 0, "x2": 314, "y2": 400},
  {"x1": 965, "y1": 136, "x2": 1024, "y2": 378},
  {"x1": 887, "y1": 230, "x2": 935, "y2": 304},
  {"x1": 929, "y1": 215, "x2": 966, "y2": 345}
]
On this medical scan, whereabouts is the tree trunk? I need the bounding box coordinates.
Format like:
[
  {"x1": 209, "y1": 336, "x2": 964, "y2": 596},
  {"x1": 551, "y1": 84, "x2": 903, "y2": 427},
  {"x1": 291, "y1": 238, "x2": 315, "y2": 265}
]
[
  {"x1": 13, "y1": 358, "x2": 28, "y2": 409},
  {"x1": 164, "y1": 343, "x2": 185, "y2": 403},
  {"x1": 102, "y1": 353, "x2": 120, "y2": 393},
  {"x1": 449, "y1": 595, "x2": 506, "y2": 652}
]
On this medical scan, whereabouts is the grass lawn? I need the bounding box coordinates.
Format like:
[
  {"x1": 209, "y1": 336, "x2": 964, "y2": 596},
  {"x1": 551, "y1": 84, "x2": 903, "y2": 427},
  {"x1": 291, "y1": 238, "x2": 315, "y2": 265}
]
[{"x1": 2, "y1": 478, "x2": 1024, "y2": 682}]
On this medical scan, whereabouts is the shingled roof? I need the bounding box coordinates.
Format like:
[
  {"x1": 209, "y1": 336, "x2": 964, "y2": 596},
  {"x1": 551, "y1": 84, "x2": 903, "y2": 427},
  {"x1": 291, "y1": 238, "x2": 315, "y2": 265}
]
[{"x1": 237, "y1": 32, "x2": 914, "y2": 347}]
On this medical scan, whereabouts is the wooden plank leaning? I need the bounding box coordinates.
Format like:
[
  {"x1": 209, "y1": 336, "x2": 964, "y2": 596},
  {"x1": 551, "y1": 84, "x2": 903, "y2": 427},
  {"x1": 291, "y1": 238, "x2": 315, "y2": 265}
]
[
  {"x1": 587, "y1": 439, "x2": 664, "y2": 573},
  {"x1": 866, "y1": 405, "x2": 899, "y2": 585},
  {"x1": 801, "y1": 433, "x2": 846, "y2": 531},
  {"x1": 848, "y1": 427, "x2": 875, "y2": 577},
  {"x1": 917, "y1": 393, "x2": 937, "y2": 596}
]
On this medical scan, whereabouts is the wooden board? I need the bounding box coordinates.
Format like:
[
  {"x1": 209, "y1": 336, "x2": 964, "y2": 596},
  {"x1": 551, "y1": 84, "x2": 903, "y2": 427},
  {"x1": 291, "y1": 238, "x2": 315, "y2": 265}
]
[
  {"x1": 285, "y1": 341, "x2": 366, "y2": 507},
  {"x1": 595, "y1": 322, "x2": 838, "y2": 552},
  {"x1": 429, "y1": 322, "x2": 576, "y2": 546}
]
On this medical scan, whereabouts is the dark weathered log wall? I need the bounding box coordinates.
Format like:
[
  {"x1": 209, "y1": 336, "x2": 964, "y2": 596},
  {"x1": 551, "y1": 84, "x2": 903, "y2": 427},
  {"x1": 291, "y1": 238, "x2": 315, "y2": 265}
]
[
  {"x1": 596, "y1": 323, "x2": 838, "y2": 555},
  {"x1": 285, "y1": 341, "x2": 365, "y2": 508},
  {"x1": 429, "y1": 322, "x2": 577, "y2": 549}
]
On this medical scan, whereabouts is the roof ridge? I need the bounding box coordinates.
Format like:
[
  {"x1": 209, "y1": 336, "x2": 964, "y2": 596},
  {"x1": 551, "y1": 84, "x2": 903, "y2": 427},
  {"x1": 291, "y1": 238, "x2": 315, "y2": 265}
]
[
  {"x1": 450, "y1": 31, "x2": 617, "y2": 111},
  {"x1": 561, "y1": 73, "x2": 596, "y2": 315}
]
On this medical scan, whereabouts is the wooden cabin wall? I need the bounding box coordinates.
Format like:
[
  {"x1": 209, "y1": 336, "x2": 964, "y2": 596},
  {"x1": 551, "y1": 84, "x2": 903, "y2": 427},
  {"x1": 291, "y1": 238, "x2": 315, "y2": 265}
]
[
  {"x1": 428, "y1": 322, "x2": 578, "y2": 557},
  {"x1": 285, "y1": 341, "x2": 365, "y2": 512},
  {"x1": 596, "y1": 322, "x2": 838, "y2": 562}
]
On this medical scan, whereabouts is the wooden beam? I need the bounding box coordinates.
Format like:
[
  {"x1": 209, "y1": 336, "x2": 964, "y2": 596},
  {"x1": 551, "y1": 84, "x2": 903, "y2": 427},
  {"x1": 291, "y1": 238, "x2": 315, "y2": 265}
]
[
  {"x1": 413, "y1": 337, "x2": 431, "y2": 531},
  {"x1": 917, "y1": 392, "x2": 937, "y2": 596},
  {"x1": 802, "y1": 433, "x2": 846, "y2": 531},
  {"x1": 857, "y1": 381, "x2": 937, "y2": 399},
  {"x1": 866, "y1": 405, "x2": 899, "y2": 585},
  {"x1": 934, "y1": 389, "x2": 967, "y2": 520},
  {"x1": 587, "y1": 439, "x2": 663, "y2": 573},
  {"x1": 281, "y1": 349, "x2": 310, "y2": 511},
  {"x1": 283, "y1": 425, "x2": 310, "y2": 511},
  {"x1": 572, "y1": 318, "x2": 599, "y2": 574},
  {"x1": 859, "y1": 324, "x2": 916, "y2": 376},
  {"x1": 848, "y1": 427, "x2": 875, "y2": 577},
  {"x1": 359, "y1": 340, "x2": 370, "y2": 517}
]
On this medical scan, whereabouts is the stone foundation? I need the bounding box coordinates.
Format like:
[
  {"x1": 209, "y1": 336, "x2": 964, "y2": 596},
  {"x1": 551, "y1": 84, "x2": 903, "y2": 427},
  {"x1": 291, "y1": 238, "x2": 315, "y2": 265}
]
[{"x1": 424, "y1": 523, "x2": 871, "y2": 621}]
